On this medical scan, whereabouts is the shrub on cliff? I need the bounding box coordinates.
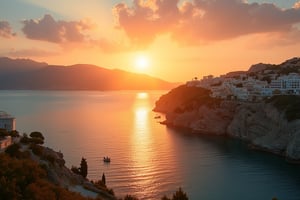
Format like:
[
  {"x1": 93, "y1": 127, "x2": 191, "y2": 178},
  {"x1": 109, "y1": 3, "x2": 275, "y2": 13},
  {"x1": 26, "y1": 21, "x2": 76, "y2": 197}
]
[
  {"x1": 154, "y1": 85, "x2": 220, "y2": 113},
  {"x1": 161, "y1": 187, "x2": 189, "y2": 200},
  {"x1": 72, "y1": 157, "x2": 88, "y2": 178},
  {"x1": 30, "y1": 131, "x2": 45, "y2": 140},
  {"x1": 5, "y1": 143, "x2": 21, "y2": 157},
  {"x1": 71, "y1": 166, "x2": 81, "y2": 175},
  {"x1": 172, "y1": 187, "x2": 189, "y2": 200},
  {"x1": 0, "y1": 129, "x2": 19, "y2": 137},
  {"x1": 30, "y1": 131, "x2": 45, "y2": 144},
  {"x1": 123, "y1": 194, "x2": 139, "y2": 200},
  {"x1": 0, "y1": 152, "x2": 102, "y2": 200},
  {"x1": 0, "y1": 129, "x2": 9, "y2": 137},
  {"x1": 30, "y1": 143, "x2": 44, "y2": 156},
  {"x1": 266, "y1": 95, "x2": 300, "y2": 121},
  {"x1": 20, "y1": 132, "x2": 44, "y2": 145}
]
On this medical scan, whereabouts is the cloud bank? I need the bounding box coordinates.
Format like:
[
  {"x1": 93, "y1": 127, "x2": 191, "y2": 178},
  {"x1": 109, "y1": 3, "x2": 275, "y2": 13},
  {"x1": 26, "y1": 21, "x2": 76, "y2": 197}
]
[
  {"x1": 0, "y1": 20, "x2": 16, "y2": 38},
  {"x1": 294, "y1": 1, "x2": 300, "y2": 9},
  {"x1": 21, "y1": 14, "x2": 126, "y2": 53},
  {"x1": 22, "y1": 14, "x2": 93, "y2": 43},
  {"x1": 8, "y1": 48, "x2": 59, "y2": 57},
  {"x1": 113, "y1": 0, "x2": 300, "y2": 46}
]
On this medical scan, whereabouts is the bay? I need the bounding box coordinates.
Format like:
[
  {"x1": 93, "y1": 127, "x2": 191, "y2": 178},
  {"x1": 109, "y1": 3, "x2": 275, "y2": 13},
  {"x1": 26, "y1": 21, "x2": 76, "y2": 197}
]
[{"x1": 1, "y1": 90, "x2": 300, "y2": 200}]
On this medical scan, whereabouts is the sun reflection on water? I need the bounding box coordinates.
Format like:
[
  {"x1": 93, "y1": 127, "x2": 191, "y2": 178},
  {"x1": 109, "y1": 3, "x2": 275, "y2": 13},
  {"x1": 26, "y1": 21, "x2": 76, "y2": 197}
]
[
  {"x1": 137, "y1": 92, "x2": 149, "y2": 100},
  {"x1": 131, "y1": 92, "x2": 157, "y2": 196}
]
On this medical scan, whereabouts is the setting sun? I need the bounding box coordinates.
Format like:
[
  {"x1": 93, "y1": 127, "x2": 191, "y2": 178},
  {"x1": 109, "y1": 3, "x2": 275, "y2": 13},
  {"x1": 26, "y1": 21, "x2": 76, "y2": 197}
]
[{"x1": 134, "y1": 55, "x2": 150, "y2": 71}]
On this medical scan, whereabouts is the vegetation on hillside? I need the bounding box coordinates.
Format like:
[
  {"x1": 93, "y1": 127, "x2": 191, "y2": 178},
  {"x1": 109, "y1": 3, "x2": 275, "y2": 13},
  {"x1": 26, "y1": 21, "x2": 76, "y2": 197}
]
[
  {"x1": 0, "y1": 152, "x2": 99, "y2": 200},
  {"x1": 154, "y1": 85, "x2": 220, "y2": 113},
  {"x1": 0, "y1": 129, "x2": 19, "y2": 138},
  {"x1": 265, "y1": 95, "x2": 300, "y2": 121},
  {"x1": 72, "y1": 157, "x2": 88, "y2": 178},
  {"x1": 1, "y1": 131, "x2": 192, "y2": 200},
  {"x1": 161, "y1": 187, "x2": 189, "y2": 200},
  {"x1": 1, "y1": 131, "x2": 106, "y2": 200}
]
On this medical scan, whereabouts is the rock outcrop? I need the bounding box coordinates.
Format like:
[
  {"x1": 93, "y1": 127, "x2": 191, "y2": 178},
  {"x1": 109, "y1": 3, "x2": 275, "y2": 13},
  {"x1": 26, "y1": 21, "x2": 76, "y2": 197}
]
[
  {"x1": 22, "y1": 144, "x2": 116, "y2": 200},
  {"x1": 154, "y1": 85, "x2": 300, "y2": 161}
]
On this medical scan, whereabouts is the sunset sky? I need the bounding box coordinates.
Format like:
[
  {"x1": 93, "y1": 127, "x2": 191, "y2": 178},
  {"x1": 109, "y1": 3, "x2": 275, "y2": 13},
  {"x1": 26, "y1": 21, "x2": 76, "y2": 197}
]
[{"x1": 1, "y1": 0, "x2": 300, "y2": 82}]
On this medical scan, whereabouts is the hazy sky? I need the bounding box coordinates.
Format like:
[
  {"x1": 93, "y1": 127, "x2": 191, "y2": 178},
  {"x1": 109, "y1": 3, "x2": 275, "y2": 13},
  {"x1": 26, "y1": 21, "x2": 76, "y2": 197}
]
[{"x1": 1, "y1": 0, "x2": 300, "y2": 82}]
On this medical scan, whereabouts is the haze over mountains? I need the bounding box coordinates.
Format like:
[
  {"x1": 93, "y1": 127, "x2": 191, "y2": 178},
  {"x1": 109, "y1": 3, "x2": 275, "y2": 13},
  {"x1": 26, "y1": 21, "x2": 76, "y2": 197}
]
[{"x1": 0, "y1": 57, "x2": 177, "y2": 90}]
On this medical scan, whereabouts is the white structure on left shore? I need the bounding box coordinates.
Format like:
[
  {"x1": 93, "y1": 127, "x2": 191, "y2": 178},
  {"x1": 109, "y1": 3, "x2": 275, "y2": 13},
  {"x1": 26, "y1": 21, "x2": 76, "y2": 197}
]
[{"x1": 0, "y1": 111, "x2": 16, "y2": 131}]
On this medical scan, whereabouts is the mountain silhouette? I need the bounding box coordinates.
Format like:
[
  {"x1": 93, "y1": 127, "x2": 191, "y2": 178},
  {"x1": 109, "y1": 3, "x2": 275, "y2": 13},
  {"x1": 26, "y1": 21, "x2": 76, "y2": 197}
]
[{"x1": 0, "y1": 57, "x2": 177, "y2": 90}]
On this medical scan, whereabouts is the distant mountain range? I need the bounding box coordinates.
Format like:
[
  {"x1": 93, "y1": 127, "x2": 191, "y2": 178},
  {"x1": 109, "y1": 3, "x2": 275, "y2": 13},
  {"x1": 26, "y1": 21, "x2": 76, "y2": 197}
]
[
  {"x1": 223, "y1": 57, "x2": 300, "y2": 77},
  {"x1": 0, "y1": 57, "x2": 177, "y2": 90}
]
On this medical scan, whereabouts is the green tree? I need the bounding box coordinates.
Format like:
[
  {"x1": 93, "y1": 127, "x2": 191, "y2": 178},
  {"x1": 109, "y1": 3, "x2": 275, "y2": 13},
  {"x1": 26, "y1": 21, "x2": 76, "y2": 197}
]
[
  {"x1": 31, "y1": 137, "x2": 44, "y2": 145},
  {"x1": 5, "y1": 143, "x2": 21, "y2": 157},
  {"x1": 71, "y1": 166, "x2": 80, "y2": 175},
  {"x1": 161, "y1": 195, "x2": 171, "y2": 200},
  {"x1": 102, "y1": 173, "x2": 106, "y2": 185},
  {"x1": 123, "y1": 194, "x2": 139, "y2": 200},
  {"x1": 172, "y1": 187, "x2": 188, "y2": 200},
  {"x1": 30, "y1": 131, "x2": 45, "y2": 140},
  {"x1": 79, "y1": 157, "x2": 88, "y2": 178},
  {"x1": 0, "y1": 129, "x2": 8, "y2": 137},
  {"x1": 161, "y1": 187, "x2": 189, "y2": 200}
]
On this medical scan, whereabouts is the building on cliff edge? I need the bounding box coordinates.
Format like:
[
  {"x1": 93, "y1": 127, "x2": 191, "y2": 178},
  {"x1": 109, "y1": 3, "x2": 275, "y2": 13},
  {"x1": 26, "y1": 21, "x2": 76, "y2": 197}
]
[{"x1": 0, "y1": 111, "x2": 16, "y2": 131}]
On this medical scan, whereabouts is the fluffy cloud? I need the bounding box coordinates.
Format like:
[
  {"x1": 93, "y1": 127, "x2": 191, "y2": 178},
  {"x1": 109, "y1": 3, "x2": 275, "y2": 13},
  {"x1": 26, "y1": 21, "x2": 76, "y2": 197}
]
[
  {"x1": 21, "y1": 14, "x2": 125, "y2": 53},
  {"x1": 113, "y1": 0, "x2": 300, "y2": 46},
  {"x1": 0, "y1": 20, "x2": 16, "y2": 38},
  {"x1": 22, "y1": 14, "x2": 93, "y2": 43},
  {"x1": 8, "y1": 48, "x2": 59, "y2": 57},
  {"x1": 294, "y1": 1, "x2": 300, "y2": 9}
]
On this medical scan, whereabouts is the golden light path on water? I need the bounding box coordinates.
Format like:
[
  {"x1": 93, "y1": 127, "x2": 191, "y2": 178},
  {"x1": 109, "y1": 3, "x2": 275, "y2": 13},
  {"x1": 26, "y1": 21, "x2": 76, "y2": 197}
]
[{"x1": 131, "y1": 92, "x2": 156, "y2": 195}]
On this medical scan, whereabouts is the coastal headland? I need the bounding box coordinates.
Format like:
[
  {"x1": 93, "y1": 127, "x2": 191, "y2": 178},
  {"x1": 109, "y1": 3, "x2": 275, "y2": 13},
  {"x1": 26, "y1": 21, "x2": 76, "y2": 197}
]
[{"x1": 154, "y1": 58, "x2": 300, "y2": 161}]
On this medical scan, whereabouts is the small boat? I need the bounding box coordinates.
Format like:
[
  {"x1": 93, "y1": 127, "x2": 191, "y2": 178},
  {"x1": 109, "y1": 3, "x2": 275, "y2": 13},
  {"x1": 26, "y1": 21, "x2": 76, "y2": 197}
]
[{"x1": 103, "y1": 157, "x2": 111, "y2": 163}]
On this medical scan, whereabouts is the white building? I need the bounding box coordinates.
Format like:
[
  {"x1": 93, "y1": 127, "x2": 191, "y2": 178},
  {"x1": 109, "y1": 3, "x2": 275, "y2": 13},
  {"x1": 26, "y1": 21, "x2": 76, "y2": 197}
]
[
  {"x1": 0, "y1": 111, "x2": 16, "y2": 131},
  {"x1": 268, "y1": 73, "x2": 300, "y2": 95}
]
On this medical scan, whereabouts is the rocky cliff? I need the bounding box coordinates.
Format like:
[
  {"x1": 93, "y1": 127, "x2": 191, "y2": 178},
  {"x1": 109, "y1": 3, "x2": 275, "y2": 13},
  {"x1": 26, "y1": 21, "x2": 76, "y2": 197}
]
[
  {"x1": 154, "y1": 85, "x2": 300, "y2": 161},
  {"x1": 21, "y1": 143, "x2": 116, "y2": 200}
]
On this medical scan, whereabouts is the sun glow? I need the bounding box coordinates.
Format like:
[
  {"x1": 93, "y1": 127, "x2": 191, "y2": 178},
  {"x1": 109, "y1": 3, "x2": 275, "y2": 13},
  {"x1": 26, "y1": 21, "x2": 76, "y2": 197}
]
[{"x1": 134, "y1": 55, "x2": 150, "y2": 71}]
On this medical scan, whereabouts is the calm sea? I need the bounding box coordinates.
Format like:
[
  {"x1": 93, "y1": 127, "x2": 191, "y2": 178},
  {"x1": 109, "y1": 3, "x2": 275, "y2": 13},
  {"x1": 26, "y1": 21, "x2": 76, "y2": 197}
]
[{"x1": 1, "y1": 90, "x2": 300, "y2": 200}]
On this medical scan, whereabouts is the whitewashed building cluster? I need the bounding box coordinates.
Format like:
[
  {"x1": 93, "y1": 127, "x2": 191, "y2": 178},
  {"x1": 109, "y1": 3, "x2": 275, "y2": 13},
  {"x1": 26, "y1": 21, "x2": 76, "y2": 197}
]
[{"x1": 187, "y1": 72, "x2": 300, "y2": 101}]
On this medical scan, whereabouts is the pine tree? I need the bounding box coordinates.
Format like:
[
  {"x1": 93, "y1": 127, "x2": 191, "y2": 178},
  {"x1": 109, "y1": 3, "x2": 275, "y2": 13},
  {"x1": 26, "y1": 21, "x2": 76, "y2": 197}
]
[
  {"x1": 79, "y1": 157, "x2": 88, "y2": 178},
  {"x1": 102, "y1": 173, "x2": 106, "y2": 185},
  {"x1": 172, "y1": 187, "x2": 188, "y2": 200}
]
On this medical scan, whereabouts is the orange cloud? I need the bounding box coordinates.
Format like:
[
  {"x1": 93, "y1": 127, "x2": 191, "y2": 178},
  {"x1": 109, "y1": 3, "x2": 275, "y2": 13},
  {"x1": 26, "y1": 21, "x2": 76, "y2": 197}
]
[
  {"x1": 113, "y1": 0, "x2": 300, "y2": 46},
  {"x1": 294, "y1": 1, "x2": 300, "y2": 9},
  {"x1": 21, "y1": 14, "x2": 127, "y2": 53},
  {"x1": 22, "y1": 14, "x2": 93, "y2": 43},
  {"x1": 0, "y1": 20, "x2": 16, "y2": 38},
  {"x1": 8, "y1": 48, "x2": 59, "y2": 57}
]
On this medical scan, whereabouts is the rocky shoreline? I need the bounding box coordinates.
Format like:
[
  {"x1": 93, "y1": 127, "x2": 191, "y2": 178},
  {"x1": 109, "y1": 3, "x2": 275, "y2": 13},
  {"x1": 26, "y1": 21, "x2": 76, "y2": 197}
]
[
  {"x1": 27, "y1": 144, "x2": 116, "y2": 200},
  {"x1": 154, "y1": 85, "x2": 300, "y2": 161}
]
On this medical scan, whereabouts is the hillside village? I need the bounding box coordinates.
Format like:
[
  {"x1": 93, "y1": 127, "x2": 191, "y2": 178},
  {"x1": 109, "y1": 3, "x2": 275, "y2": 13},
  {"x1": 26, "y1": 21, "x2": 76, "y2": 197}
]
[{"x1": 187, "y1": 57, "x2": 300, "y2": 101}]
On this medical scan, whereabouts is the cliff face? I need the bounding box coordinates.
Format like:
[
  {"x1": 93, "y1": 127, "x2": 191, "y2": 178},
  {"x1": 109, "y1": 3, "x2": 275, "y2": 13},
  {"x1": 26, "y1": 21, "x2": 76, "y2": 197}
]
[
  {"x1": 227, "y1": 103, "x2": 300, "y2": 160},
  {"x1": 154, "y1": 85, "x2": 300, "y2": 161}
]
